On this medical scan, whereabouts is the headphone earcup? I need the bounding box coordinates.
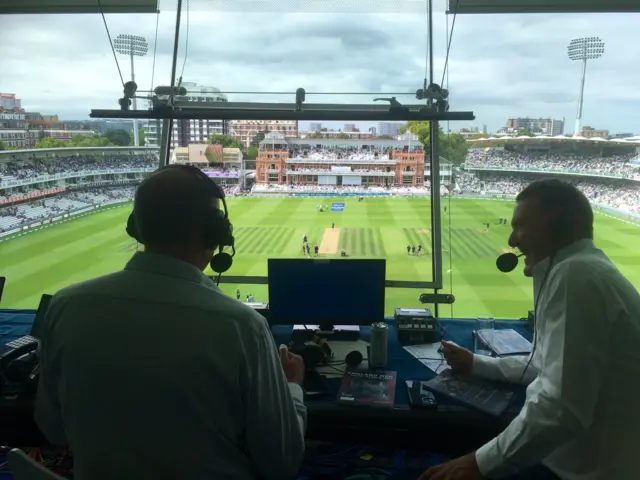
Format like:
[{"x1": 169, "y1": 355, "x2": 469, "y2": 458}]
[
  {"x1": 205, "y1": 214, "x2": 234, "y2": 250},
  {"x1": 126, "y1": 213, "x2": 143, "y2": 243},
  {"x1": 210, "y1": 251, "x2": 233, "y2": 274}
]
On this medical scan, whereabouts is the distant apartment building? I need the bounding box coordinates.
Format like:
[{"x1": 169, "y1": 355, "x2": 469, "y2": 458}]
[
  {"x1": 0, "y1": 128, "x2": 94, "y2": 149},
  {"x1": 309, "y1": 123, "x2": 323, "y2": 132},
  {"x1": 610, "y1": 132, "x2": 635, "y2": 139},
  {"x1": 0, "y1": 93, "x2": 22, "y2": 111},
  {"x1": 231, "y1": 120, "x2": 298, "y2": 149},
  {"x1": 459, "y1": 126, "x2": 481, "y2": 139},
  {"x1": 505, "y1": 117, "x2": 564, "y2": 136},
  {"x1": 344, "y1": 124, "x2": 357, "y2": 132},
  {"x1": 580, "y1": 126, "x2": 609, "y2": 139},
  {"x1": 145, "y1": 82, "x2": 228, "y2": 148},
  {"x1": 378, "y1": 122, "x2": 402, "y2": 137},
  {"x1": 0, "y1": 111, "x2": 27, "y2": 129},
  {"x1": 368, "y1": 127, "x2": 377, "y2": 136}
]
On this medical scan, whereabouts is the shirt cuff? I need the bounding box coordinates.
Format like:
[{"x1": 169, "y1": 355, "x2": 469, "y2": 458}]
[
  {"x1": 475, "y1": 437, "x2": 503, "y2": 478},
  {"x1": 287, "y1": 383, "x2": 304, "y2": 402},
  {"x1": 472, "y1": 354, "x2": 501, "y2": 380}
]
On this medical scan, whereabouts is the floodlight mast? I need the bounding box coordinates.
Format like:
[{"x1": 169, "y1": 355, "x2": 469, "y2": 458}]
[
  {"x1": 567, "y1": 37, "x2": 604, "y2": 137},
  {"x1": 113, "y1": 34, "x2": 149, "y2": 147}
]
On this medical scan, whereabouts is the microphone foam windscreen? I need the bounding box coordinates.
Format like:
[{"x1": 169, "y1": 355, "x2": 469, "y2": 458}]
[{"x1": 496, "y1": 252, "x2": 519, "y2": 273}]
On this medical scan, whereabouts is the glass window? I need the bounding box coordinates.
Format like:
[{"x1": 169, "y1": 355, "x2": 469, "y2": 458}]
[{"x1": 1, "y1": 4, "x2": 637, "y2": 323}]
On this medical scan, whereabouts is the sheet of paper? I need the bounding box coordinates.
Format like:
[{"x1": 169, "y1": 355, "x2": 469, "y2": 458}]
[
  {"x1": 403, "y1": 342, "x2": 450, "y2": 375},
  {"x1": 293, "y1": 325, "x2": 360, "y2": 332},
  {"x1": 317, "y1": 340, "x2": 369, "y2": 378}
]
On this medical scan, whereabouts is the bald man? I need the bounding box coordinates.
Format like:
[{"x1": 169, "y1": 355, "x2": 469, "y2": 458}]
[{"x1": 35, "y1": 165, "x2": 306, "y2": 480}]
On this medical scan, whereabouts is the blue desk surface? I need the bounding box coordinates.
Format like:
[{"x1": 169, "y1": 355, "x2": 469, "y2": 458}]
[
  {"x1": 272, "y1": 319, "x2": 532, "y2": 409},
  {"x1": 0, "y1": 309, "x2": 531, "y2": 411}
]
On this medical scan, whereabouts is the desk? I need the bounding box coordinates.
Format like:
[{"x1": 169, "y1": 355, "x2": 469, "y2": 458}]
[
  {"x1": 0, "y1": 310, "x2": 532, "y2": 453},
  {"x1": 275, "y1": 318, "x2": 532, "y2": 452}
]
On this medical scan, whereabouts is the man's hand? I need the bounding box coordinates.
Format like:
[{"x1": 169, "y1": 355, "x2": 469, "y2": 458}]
[
  {"x1": 418, "y1": 453, "x2": 484, "y2": 480},
  {"x1": 279, "y1": 345, "x2": 305, "y2": 385},
  {"x1": 441, "y1": 341, "x2": 474, "y2": 375}
]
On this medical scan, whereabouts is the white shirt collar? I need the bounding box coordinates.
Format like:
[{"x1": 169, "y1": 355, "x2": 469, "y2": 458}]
[{"x1": 532, "y1": 238, "x2": 594, "y2": 280}]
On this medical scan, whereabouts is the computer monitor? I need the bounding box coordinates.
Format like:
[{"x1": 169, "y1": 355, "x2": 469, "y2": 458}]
[
  {"x1": 267, "y1": 258, "x2": 386, "y2": 326},
  {"x1": 30, "y1": 294, "x2": 53, "y2": 339}
]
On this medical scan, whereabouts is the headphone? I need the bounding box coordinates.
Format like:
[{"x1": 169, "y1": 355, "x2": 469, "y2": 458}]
[{"x1": 126, "y1": 164, "x2": 236, "y2": 275}]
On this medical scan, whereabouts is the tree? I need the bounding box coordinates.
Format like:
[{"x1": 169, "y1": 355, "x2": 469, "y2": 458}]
[
  {"x1": 104, "y1": 129, "x2": 131, "y2": 146},
  {"x1": 129, "y1": 128, "x2": 146, "y2": 146},
  {"x1": 399, "y1": 121, "x2": 469, "y2": 165},
  {"x1": 377, "y1": 135, "x2": 395, "y2": 140},
  {"x1": 307, "y1": 132, "x2": 325, "y2": 139},
  {"x1": 35, "y1": 137, "x2": 68, "y2": 149},
  {"x1": 439, "y1": 133, "x2": 468, "y2": 166},
  {"x1": 75, "y1": 137, "x2": 111, "y2": 147},
  {"x1": 208, "y1": 134, "x2": 243, "y2": 150},
  {"x1": 246, "y1": 146, "x2": 259, "y2": 159},
  {"x1": 399, "y1": 121, "x2": 431, "y2": 146},
  {"x1": 0, "y1": 140, "x2": 16, "y2": 151},
  {"x1": 250, "y1": 130, "x2": 269, "y2": 148},
  {"x1": 518, "y1": 129, "x2": 533, "y2": 137},
  {"x1": 336, "y1": 132, "x2": 350, "y2": 139}
]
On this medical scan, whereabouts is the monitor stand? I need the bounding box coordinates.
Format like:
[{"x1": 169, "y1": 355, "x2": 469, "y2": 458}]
[{"x1": 292, "y1": 323, "x2": 361, "y2": 342}]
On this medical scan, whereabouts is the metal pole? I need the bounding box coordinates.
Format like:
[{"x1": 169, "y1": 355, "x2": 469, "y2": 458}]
[
  {"x1": 430, "y1": 121, "x2": 443, "y2": 290},
  {"x1": 574, "y1": 57, "x2": 587, "y2": 137},
  {"x1": 131, "y1": 50, "x2": 139, "y2": 147},
  {"x1": 161, "y1": 0, "x2": 184, "y2": 167},
  {"x1": 427, "y1": 0, "x2": 442, "y2": 289},
  {"x1": 159, "y1": 119, "x2": 171, "y2": 168}
]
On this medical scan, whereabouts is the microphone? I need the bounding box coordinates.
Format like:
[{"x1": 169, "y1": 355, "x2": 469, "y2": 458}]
[{"x1": 496, "y1": 252, "x2": 524, "y2": 273}]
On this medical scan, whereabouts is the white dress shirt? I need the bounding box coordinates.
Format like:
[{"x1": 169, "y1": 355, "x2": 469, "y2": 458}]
[
  {"x1": 35, "y1": 252, "x2": 306, "y2": 480},
  {"x1": 474, "y1": 239, "x2": 640, "y2": 480}
]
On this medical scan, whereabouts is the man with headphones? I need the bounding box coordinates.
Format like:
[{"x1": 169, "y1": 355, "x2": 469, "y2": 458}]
[
  {"x1": 35, "y1": 165, "x2": 307, "y2": 480},
  {"x1": 421, "y1": 180, "x2": 640, "y2": 480}
]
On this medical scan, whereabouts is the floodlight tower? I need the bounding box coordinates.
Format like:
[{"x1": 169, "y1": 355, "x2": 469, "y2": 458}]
[
  {"x1": 114, "y1": 34, "x2": 149, "y2": 147},
  {"x1": 567, "y1": 37, "x2": 604, "y2": 137}
]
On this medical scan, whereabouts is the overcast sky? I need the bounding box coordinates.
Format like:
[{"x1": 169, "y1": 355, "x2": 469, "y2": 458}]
[{"x1": 1, "y1": 5, "x2": 639, "y2": 134}]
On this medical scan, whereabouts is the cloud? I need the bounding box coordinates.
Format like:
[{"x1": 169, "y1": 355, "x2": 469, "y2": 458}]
[{"x1": 0, "y1": 9, "x2": 638, "y2": 134}]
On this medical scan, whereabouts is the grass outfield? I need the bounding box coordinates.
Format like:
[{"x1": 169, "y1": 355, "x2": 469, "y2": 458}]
[{"x1": 1, "y1": 196, "x2": 639, "y2": 319}]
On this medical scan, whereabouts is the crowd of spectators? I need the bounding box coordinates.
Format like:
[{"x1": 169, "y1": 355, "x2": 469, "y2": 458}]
[
  {"x1": 0, "y1": 153, "x2": 157, "y2": 184},
  {"x1": 251, "y1": 184, "x2": 431, "y2": 196},
  {"x1": 289, "y1": 147, "x2": 396, "y2": 162},
  {"x1": 0, "y1": 187, "x2": 136, "y2": 233},
  {"x1": 465, "y1": 149, "x2": 640, "y2": 178},
  {"x1": 285, "y1": 167, "x2": 391, "y2": 174},
  {"x1": 456, "y1": 173, "x2": 640, "y2": 215}
]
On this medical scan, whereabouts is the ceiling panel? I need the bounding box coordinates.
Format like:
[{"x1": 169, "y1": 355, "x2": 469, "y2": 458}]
[
  {"x1": 0, "y1": 0, "x2": 158, "y2": 14},
  {"x1": 448, "y1": 0, "x2": 640, "y2": 14}
]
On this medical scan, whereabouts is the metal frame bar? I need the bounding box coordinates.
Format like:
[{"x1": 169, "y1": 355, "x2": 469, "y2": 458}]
[
  {"x1": 91, "y1": 105, "x2": 474, "y2": 122},
  {"x1": 99, "y1": 0, "x2": 460, "y2": 291},
  {"x1": 430, "y1": 121, "x2": 443, "y2": 289},
  {"x1": 213, "y1": 276, "x2": 443, "y2": 289}
]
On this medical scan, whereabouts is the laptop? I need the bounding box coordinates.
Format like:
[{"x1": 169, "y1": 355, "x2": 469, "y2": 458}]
[{"x1": 0, "y1": 294, "x2": 53, "y2": 358}]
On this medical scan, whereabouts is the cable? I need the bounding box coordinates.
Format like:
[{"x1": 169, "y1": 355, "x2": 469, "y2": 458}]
[
  {"x1": 97, "y1": 0, "x2": 125, "y2": 87},
  {"x1": 179, "y1": 0, "x2": 190, "y2": 82},
  {"x1": 149, "y1": 10, "x2": 160, "y2": 95},
  {"x1": 440, "y1": 0, "x2": 459, "y2": 88},
  {"x1": 517, "y1": 255, "x2": 555, "y2": 384}
]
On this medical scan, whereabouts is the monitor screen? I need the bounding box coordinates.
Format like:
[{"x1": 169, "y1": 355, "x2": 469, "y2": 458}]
[
  {"x1": 30, "y1": 294, "x2": 53, "y2": 339},
  {"x1": 267, "y1": 258, "x2": 386, "y2": 326}
]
